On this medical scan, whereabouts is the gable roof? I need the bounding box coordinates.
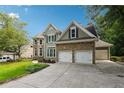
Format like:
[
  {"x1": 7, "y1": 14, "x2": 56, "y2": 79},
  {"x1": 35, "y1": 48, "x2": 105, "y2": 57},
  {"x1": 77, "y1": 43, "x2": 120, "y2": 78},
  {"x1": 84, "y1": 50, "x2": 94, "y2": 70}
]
[
  {"x1": 95, "y1": 40, "x2": 113, "y2": 48},
  {"x1": 34, "y1": 23, "x2": 61, "y2": 39},
  {"x1": 57, "y1": 21, "x2": 96, "y2": 41},
  {"x1": 34, "y1": 32, "x2": 44, "y2": 39},
  {"x1": 43, "y1": 24, "x2": 61, "y2": 34}
]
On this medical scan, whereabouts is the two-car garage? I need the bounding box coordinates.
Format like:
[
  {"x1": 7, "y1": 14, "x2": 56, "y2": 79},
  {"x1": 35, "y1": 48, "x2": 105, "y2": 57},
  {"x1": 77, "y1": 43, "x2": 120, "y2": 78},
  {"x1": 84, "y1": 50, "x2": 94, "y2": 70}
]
[
  {"x1": 56, "y1": 41, "x2": 95, "y2": 64},
  {"x1": 58, "y1": 50, "x2": 92, "y2": 64}
]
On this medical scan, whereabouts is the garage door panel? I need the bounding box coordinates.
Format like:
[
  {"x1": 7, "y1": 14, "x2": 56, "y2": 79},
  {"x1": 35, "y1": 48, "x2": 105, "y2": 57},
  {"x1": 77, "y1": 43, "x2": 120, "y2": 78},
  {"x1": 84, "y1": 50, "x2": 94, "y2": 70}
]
[
  {"x1": 58, "y1": 51, "x2": 72, "y2": 62},
  {"x1": 96, "y1": 50, "x2": 108, "y2": 60},
  {"x1": 75, "y1": 50, "x2": 92, "y2": 64}
]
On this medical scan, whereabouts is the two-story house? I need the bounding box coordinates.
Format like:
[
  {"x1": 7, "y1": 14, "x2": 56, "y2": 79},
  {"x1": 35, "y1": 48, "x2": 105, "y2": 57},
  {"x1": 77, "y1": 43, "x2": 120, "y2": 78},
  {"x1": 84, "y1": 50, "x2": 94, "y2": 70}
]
[
  {"x1": 33, "y1": 24, "x2": 61, "y2": 60},
  {"x1": 33, "y1": 21, "x2": 112, "y2": 64}
]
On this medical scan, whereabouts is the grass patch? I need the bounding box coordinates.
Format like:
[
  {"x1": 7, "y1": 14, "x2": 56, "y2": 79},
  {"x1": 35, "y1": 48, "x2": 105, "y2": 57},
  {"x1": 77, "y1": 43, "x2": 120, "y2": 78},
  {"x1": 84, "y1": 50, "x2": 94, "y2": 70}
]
[
  {"x1": 0, "y1": 60, "x2": 49, "y2": 84},
  {"x1": 111, "y1": 56, "x2": 124, "y2": 62}
]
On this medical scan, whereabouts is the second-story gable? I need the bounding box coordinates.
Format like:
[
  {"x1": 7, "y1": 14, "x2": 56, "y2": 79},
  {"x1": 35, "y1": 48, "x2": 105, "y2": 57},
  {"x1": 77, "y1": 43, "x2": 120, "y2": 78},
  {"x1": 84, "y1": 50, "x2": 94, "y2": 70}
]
[
  {"x1": 43, "y1": 24, "x2": 61, "y2": 43},
  {"x1": 58, "y1": 21, "x2": 96, "y2": 41}
]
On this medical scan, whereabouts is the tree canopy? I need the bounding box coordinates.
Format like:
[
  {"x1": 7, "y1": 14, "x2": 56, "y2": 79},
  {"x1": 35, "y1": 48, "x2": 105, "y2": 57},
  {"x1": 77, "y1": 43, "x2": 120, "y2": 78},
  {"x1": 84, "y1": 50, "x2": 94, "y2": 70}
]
[
  {"x1": 86, "y1": 6, "x2": 124, "y2": 56},
  {"x1": 0, "y1": 12, "x2": 29, "y2": 57}
]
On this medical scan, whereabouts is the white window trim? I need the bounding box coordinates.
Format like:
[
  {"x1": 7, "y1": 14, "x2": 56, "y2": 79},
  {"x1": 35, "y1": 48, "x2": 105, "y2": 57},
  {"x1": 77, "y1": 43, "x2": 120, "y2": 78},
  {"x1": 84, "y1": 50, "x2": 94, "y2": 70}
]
[
  {"x1": 47, "y1": 48, "x2": 56, "y2": 58},
  {"x1": 48, "y1": 35, "x2": 56, "y2": 43},
  {"x1": 70, "y1": 26, "x2": 76, "y2": 39}
]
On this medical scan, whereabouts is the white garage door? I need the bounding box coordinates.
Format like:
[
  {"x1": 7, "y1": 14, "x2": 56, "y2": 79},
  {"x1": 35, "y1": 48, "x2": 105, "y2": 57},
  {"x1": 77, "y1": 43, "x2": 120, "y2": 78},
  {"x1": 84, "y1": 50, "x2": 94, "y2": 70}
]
[
  {"x1": 58, "y1": 51, "x2": 72, "y2": 62},
  {"x1": 75, "y1": 50, "x2": 92, "y2": 64}
]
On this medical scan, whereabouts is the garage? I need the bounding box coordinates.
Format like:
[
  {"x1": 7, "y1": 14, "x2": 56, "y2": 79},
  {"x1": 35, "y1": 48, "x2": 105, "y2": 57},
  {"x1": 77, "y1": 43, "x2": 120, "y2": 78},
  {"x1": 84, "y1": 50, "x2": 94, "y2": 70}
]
[
  {"x1": 95, "y1": 40, "x2": 113, "y2": 60},
  {"x1": 75, "y1": 50, "x2": 92, "y2": 64},
  {"x1": 58, "y1": 51, "x2": 72, "y2": 62}
]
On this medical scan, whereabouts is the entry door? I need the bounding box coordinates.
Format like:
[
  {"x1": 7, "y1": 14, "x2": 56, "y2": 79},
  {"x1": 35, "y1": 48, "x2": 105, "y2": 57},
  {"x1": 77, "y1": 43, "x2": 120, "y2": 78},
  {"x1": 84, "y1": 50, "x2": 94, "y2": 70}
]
[{"x1": 58, "y1": 51, "x2": 72, "y2": 62}]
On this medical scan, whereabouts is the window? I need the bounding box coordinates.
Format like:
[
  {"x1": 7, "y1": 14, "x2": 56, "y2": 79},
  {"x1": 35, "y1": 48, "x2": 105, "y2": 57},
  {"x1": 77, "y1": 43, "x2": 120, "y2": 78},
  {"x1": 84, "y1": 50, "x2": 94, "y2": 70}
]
[
  {"x1": 53, "y1": 49, "x2": 55, "y2": 57},
  {"x1": 52, "y1": 35, "x2": 54, "y2": 42},
  {"x1": 47, "y1": 48, "x2": 55, "y2": 57},
  {"x1": 3, "y1": 57, "x2": 6, "y2": 59},
  {"x1": 47, "y1": 48, "x2": 49, "y2": 57},
  {"x1": 40, "y1": 40, "x2": 42, "y2": 44},
  {"x1": 34, "y1": 40, "x2": 37, "y2": 44},
  {"x1": 54, "y1": 35, "x2": 56, "y2": 41},
  {"x1": 70, "y1": 27, "x2": 76, "y2": 39},
  {"x1": 35, "y1": 48, "x2": 37, "y2": 56},
  {"x1": 40, "y1": 48, "x2": 42, "y2": 56},
  {"x1": 48, "y1": 35, "x2": 56, "y2": 43},
  {"x1": 48, "y1": 36, "x2": 51, "y2": 42}
]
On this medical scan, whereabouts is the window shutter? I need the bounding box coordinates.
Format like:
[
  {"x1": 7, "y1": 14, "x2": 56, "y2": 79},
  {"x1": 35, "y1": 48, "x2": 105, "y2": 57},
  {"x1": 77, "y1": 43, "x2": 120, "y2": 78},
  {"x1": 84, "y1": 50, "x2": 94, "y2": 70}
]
[
  {"x1": 69, "y1": 29, "x2": 70, "y2": 39},
  {"x1": 76, "y1": 27, "x2": 78, "y2": 38},
  {"x1": 54, "y1": 35, "x2": 56, "y2": 41}
]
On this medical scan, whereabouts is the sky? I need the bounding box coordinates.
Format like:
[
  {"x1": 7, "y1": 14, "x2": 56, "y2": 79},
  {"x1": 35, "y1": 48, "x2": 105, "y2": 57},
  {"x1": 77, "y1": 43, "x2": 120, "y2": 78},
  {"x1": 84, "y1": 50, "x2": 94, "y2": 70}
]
[{"x1": 0, "y1": 5, "x2": 90, "y2": 38}]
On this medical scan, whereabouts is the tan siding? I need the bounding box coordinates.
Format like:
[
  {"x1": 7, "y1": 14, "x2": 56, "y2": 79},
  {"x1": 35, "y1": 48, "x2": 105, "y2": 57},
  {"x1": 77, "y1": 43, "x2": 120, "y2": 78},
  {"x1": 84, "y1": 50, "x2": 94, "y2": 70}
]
[
  {"x1": 60, "y1": 24, "x2": 90, "y2": 41},
  {"x1": 95, "y1": 49, "x2": 108, "y2": 60}
]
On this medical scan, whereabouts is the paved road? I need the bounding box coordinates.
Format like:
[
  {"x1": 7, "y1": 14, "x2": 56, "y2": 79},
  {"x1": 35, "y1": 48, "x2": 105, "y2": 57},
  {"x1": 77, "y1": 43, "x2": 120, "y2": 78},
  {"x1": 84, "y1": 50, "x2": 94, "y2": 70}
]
[{"x1": 1, "y1": 61, "x2": 124, "y2": 88}]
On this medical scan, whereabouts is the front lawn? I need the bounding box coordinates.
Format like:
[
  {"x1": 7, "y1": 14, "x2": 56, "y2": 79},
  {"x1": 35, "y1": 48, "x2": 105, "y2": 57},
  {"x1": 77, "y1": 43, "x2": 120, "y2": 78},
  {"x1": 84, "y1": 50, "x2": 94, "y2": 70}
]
[{"x1": 0, "y1": 60, "x2": 49, "y2": 84}]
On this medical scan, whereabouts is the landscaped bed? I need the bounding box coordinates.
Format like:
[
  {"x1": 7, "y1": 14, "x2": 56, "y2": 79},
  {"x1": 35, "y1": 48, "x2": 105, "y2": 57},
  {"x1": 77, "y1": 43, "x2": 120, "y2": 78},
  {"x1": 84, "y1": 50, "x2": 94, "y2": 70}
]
[{"x1": 0, "y1": 60, "x2": 49, "y2": 84}]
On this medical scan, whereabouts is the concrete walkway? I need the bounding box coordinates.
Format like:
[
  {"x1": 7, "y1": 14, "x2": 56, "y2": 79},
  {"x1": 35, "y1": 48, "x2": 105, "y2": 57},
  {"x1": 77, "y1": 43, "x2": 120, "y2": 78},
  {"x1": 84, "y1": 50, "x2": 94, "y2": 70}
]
[{"x1": 1, "y1": 62, "x2": 124, "y2": 88}]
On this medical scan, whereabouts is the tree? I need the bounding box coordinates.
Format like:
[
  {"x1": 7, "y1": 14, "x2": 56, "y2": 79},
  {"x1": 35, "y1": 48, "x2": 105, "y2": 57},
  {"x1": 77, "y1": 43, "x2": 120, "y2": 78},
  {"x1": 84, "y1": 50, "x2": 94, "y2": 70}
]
[
  {"x1": 0, "y1": 12, "x2": 29, "y2": 58},
  {"x1": 86, "y1": 6, "x2": 124, "y2": 56}
]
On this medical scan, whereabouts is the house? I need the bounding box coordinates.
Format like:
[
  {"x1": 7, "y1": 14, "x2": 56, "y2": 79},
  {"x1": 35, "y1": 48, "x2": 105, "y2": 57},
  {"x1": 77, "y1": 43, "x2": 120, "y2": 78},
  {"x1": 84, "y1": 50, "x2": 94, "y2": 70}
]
[
  {"x1": 20, "y1": 42, "x2": 33, "y2": 58},
  {"x1": 33, "y1": 24, "x2": 61, "y2": 60},
  {"x1": 0, "y1": 51, "x2": 18, "y2": 61},
  {"x1": 33, "y1": 21, "x2": 112, "y2": 64}
]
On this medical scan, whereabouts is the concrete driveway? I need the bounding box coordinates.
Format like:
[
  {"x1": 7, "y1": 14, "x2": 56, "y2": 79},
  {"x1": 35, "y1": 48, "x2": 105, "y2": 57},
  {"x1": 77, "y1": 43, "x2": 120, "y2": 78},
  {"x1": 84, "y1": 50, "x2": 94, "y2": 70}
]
[{"x1": 1, "y1": 61, "x2": 124, "y2": 88}]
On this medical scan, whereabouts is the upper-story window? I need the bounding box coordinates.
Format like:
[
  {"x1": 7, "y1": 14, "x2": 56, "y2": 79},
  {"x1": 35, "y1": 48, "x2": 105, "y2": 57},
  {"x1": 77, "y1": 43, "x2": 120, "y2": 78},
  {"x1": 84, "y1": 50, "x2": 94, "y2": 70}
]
[
  {"x1": 70, "y1": 27, "x2": 77, "y2": 39},
  {"x1": 34, "y1": 40, "x2": 37, "y2": 44},
  {"x1": 47, "y1": 35, "x2": 56, "y2": 43},
  {"x1": 40, "y1": 40, "x2": 42, "y2": 44}
]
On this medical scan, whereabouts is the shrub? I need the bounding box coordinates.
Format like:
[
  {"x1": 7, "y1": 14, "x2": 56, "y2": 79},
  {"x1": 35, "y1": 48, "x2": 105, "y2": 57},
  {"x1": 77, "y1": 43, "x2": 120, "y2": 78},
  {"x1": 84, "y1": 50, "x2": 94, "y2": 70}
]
[
  {"x1": 110, "y1": 56, "x2": 124, "y2": 62},
  {"x1": 110, "y1": 56, "x2": 120, "y2": 62},
  {"x1": 43, "y1": 59, "x2": 56, "y2": 63},
  {"x1": 120, "y1": 56, "x2": 124, "y2": 62},
  {"x1": 16, "y1": 58, "x2": 32, "y2": 62},
  {"x1": 37, "y1": 57, "x2": 43, "y2": 63},
  {"x1": 25, "y1": 64, "x2": 49, "y2": 73}
]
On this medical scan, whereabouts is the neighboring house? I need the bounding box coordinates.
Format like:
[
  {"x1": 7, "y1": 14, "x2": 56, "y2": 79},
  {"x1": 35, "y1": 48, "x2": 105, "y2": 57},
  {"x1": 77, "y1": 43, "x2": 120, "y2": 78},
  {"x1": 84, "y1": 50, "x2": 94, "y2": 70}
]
[
  {"x1": 0, "y1": 51, "x2": 18, "y2": 60},
  {"x1": 20, "y1": 42, "x2": 33, "y2": 58},
  {"x1": 33, "y1": 21, "x2": 112, "y2": 64}
]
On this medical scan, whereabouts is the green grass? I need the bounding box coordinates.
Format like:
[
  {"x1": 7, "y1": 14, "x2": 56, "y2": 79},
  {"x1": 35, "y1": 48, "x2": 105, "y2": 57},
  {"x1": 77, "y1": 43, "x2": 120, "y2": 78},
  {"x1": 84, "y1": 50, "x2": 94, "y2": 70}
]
[
  {"x1": 0, "y1": 60, "x2": 49, "y2": 83},
  {"x1": 111, "y1": 56, "x2": 124, "y2": 62}
]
